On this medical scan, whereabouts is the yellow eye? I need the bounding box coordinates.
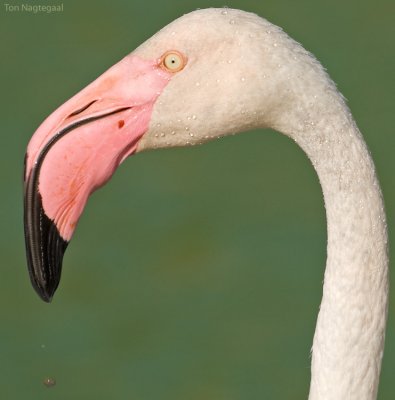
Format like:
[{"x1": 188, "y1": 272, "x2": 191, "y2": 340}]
[{"x1": 160, "y1": 51, "x2": 186, "y2": 72}]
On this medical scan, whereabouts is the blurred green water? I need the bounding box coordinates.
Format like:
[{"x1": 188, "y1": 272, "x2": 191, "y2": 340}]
[{"x1": 0, "y1": 0, "x2": 394, "y2": 399}]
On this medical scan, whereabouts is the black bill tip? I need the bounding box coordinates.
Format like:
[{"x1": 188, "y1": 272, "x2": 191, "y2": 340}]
[{"x1": 24, "y1": 168, "x2": 68, "y2": 302}]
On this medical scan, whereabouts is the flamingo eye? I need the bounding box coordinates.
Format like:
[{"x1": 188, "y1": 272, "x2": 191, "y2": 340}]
[{"x1": 160, "y1": 51, "x2": 186, "y2": 72}]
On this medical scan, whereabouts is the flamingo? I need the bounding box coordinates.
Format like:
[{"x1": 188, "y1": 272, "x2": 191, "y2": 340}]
[{"x1": 23, "y1": 8, "x2": 388, "y2": 400}]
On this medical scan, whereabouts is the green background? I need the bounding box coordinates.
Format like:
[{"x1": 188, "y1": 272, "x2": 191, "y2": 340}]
[{"x1": 1, "y1": 0, "x2": 394, "y2": 398}]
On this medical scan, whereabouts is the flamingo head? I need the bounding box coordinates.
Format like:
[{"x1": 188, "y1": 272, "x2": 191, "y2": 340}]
[{"x1": 24, "y1": 8, "x2": 318, "y2": 301}]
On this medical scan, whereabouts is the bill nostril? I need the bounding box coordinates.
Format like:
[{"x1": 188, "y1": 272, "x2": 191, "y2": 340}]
[{"x1": 67, "y1": 100, "x2": 98, "y2": 118}]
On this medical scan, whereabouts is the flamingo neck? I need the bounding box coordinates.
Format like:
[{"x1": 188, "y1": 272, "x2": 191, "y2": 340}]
[{"x1": 280, "y1": 89, "x2": 389, "y2": 399}]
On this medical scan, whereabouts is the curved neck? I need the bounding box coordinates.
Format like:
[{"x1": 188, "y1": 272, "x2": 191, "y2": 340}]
[{"x1": 279, "y1": 86, "x2": 388, "y2": 399}]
